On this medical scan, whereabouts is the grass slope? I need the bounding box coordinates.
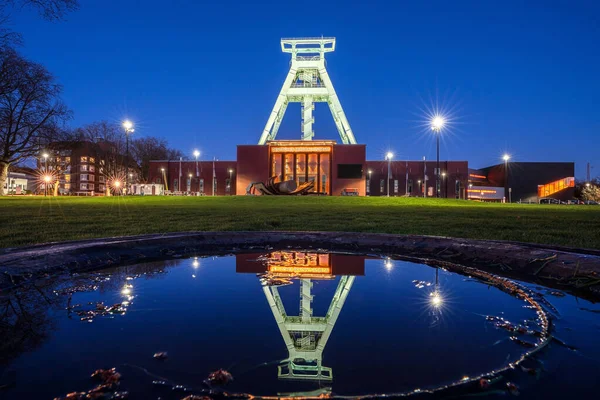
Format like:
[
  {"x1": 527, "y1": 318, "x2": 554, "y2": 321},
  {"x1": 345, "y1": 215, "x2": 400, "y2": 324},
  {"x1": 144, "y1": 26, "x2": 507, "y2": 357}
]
[{"x1": 1, "y1": 196, "x2": 599, "y2": 249}]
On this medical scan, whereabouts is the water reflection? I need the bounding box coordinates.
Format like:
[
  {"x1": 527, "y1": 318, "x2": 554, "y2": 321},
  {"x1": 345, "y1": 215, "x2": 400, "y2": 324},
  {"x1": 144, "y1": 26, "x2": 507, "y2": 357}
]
[
  {"x1": 1, "y1": 253, "x2": 596, "y2": 399},
  {"x1": 236, "y1": 252, "x2": 364, "y2": 384}
]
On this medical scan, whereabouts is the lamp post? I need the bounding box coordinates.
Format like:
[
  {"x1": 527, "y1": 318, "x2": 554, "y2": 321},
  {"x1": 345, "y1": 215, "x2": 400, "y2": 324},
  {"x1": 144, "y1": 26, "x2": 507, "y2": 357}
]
[
  {"x1": 503, "y1": 154, "x2": 510, "y2": 203},
  {"x1": 43, "y1": 175, "x2": 50, "y2": 197},
  {"x1": 367, "y1": 169, "x2": 372, "y2": 195},
  {"x1": 441, "y1": 172, "x2": 447, "y2": 198},
  {"x1": 386, "y1": 152, "x2": 393, "y2": 197},
  {"x1": 123, "y1": 120, "x2": 134, "y2": 195},
  {"x1": 42, "y1": 152, "x2": 49, "y2": 196},
  {"x1": 193, "y1": 150, "x2": 200, "y2": 192},
  {"x1": 431, "y1": 116, "x2": 445, "y2": 198}
]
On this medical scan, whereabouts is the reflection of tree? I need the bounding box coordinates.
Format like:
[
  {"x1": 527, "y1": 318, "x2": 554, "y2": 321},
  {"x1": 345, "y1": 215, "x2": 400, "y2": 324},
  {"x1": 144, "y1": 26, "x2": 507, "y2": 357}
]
[
  {"x1": 0, "y1": 259, "x2": 182, "y2": 367},
  {"x1": 0, "y1": 280, "x2": 60, "y2": 366}
]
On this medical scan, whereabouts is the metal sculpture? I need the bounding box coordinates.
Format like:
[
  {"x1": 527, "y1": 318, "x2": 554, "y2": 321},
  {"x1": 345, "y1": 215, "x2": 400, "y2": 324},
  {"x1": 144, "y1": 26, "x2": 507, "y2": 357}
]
[
  {"x1": 258, "y1": 37, "x2": 357, "y2": 145},
  {"x1": 246, "y1": 176, "x2": 315, "y2": 195}
]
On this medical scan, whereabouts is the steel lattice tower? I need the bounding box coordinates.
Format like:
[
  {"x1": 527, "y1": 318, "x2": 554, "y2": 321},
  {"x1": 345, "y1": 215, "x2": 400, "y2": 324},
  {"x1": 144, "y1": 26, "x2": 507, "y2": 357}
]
[{"x1": 258, "y1": 37, "x2": 357, "y2": 145}]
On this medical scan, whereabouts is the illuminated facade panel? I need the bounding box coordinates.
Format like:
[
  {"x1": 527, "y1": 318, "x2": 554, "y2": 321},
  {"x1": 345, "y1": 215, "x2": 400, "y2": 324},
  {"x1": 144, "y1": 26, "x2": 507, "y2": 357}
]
[{"x1": 538, "y1": 177, "x2": 575, "y2": 198}]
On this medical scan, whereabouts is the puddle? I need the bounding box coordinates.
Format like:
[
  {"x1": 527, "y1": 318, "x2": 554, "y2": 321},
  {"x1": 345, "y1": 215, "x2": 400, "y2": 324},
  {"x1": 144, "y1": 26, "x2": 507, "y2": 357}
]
[{"x1": 1, "y1": 251, "x2": 598, "y2": 399}]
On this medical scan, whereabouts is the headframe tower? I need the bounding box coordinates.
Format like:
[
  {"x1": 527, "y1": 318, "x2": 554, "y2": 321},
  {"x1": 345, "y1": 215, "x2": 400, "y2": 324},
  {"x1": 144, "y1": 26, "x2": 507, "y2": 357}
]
[{"x1": 258, "y1": 37, "x2": 357, "y2": 145}]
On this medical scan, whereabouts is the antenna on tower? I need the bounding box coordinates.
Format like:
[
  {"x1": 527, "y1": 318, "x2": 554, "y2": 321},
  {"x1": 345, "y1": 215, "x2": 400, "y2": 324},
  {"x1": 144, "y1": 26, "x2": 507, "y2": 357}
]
[{"x1": 258, "y1": 37, "x2": 357, "y2": 145}]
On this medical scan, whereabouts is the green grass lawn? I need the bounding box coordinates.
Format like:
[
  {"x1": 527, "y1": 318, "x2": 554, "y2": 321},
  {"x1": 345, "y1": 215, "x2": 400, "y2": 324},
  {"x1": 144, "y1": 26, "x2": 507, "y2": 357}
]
[{"x1": 1, "y1": 196, "x2": 599, "y2": 249}]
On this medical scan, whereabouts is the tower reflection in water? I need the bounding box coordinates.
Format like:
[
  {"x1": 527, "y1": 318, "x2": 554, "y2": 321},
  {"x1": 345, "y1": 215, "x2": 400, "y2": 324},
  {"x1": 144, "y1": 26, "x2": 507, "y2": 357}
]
[{"x1": 236, "y1": 251, "x2": 365, "y2": 384}]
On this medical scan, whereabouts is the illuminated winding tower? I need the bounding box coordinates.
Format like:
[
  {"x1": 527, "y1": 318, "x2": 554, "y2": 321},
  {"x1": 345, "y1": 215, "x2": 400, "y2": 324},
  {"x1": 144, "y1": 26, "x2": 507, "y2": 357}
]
[{"x1": 258, "y1": 37, "x2": 357, "y2": 145}]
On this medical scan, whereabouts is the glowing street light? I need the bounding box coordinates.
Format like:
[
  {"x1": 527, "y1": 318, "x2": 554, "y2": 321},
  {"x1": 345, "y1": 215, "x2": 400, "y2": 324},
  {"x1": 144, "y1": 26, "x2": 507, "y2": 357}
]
[
  {"x1": 385, "y1": 152, "x2": 393, "y2": 197},
  {"x1": 123, "y1": 120, "x2": 134, "y2": 194},
  {"x1": 431, "y1": 115, "x2": 445, "y2": 198},
  {"x1": 586, "y1": 182, "x2": 591, "y2": 188},
  {"x1": 193, "y1": 149, "x2": 200, "y2": 182},
  {"x1": 43, "y1": 174, "x2": 51, "y2": 197}
]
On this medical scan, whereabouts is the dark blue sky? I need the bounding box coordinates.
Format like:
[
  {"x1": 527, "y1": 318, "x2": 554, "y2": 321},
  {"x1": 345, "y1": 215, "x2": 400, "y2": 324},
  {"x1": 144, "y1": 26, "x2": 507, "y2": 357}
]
[{"x1": 10, "y1": 0, "x2": 600, "y2": 177}]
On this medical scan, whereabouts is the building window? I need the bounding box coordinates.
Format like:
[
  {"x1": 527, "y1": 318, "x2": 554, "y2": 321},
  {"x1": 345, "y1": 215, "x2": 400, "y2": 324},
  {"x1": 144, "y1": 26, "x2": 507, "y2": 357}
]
[
  {"x1": 99, "y1": 176, "x2": 105, "y2": 183},
  {"x1": 366, "y1": 178, "x2": 370, "y2": 194},
  {"x1": 226, "y1": 178, "x2": 231, "y2": 194},
  {"x1": 80, "y1": 156, "x2": 88, "y2": 163},
  {"x1": 394, "y1": 179, "x2": 399, "y2": 194},
  {"x1": 199, "y1": 178, "x2": 204, "y2": 193},
  {"x1": 100, "y1": 159, "x2": 105, "y2": 166},
  {"x1": 99, "y1": 184, "x2": 105, "y2": 191},
  {"x1": 455, "y1": 180, "x2": 461, "y2": 199},
  {"x1": 408, "y1": 179, "x2": 413, "y2": 194},
  {"x1": 88, "y1": 183, "x2": 95, "y2": 190},
  {"x1": 64, "y1": 174, "x2": 71, "y2": 183},
  {"x1": 88, "y1": 174, "x2": 95, "y2": 182},
  {"x1": 81, "y1": 174, "x2": 88, "y2": 181},
  {"x1": 81, "y1": 164, "x2": 88, "y2": 172},
  {"x1": 187, "y1": 176, "x2": 192, "y2": 192},
  {"x1": 173, "y1": 179, "x2": 179, "y2": 191},
  {"x1": 89, "y1": 165, "x2": 95, "y2": 173},
  {"x1": 380, "y1": 179, "x2": 385, "y2": 194},
  {"x1": 89, "y1": 157, "x2": 95, "y2": 163},
  {"x1": 65, "y1": 157, "x2": 71, "y2": 163},
  {"x1": 64, "y1": 183, "x2": 71, "y2": 190},
  {"x1": 80, "y1": 183, "x2": 88, "y2": 190},
  {"x1": 155, "y1": 177, "x2": 161, "y2": 184}
]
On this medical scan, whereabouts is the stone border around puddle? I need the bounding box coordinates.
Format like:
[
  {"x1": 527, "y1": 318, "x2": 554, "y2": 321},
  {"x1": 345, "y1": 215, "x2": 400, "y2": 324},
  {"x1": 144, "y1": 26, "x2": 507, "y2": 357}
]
[{"x1": 1, "y1": 231, "x2": 600, "y2": 300}]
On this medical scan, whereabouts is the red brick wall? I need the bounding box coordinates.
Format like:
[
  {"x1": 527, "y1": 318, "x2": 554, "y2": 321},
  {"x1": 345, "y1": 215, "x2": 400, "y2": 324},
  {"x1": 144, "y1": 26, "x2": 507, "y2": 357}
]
[
  {"x1": 331, "y1": 144, "x2": 367, "y2": 196},
  {"x1": 236, "y1": 145, "x2": 270, "y2": 195},
  {"x1": 365, "y1": 160, "x2": 468, "y2": 198}
]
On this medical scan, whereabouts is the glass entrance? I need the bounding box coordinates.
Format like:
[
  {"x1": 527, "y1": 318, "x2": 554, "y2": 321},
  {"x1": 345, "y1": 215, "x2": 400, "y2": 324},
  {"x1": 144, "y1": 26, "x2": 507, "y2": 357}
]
[{"x1": 270, "y1": 152, "x2": 330, "y2": 194}]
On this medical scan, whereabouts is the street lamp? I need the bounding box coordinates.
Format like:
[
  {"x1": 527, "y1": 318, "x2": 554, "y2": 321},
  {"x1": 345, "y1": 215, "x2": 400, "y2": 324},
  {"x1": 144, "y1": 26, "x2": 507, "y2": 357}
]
[
  {"x1": 43, "y1": 175, "x2": 51, "y2": 197},
  {"x1": 193, "y1": 149, "x2": 200, "y2": 179},
  {"x1": 441, "y1": 172, "x2": 447, "y2": 198},
  {"x1": 42, "y1": 152, "x2": 49, "y2": 175},
  {"x1": 431, "y1": 115, "x2": 445, "y2": 198},
  {"x1": 503, "y1": 154, "x2": 510, "y2": 203},
  {"x1": 367, "y1": 169, "x2": 372, "y2": 195},
  {"x1": 123, "y1": 120, "x2": 134, "y2": 195},
  {"x1": 385, "y1": 152, "x2": 393, "y2": 197}
]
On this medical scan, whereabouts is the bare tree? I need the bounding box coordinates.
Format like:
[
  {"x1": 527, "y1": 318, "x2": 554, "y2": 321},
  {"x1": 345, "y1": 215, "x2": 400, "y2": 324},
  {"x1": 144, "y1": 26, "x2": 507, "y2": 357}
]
[
  {"x1": 0, "y1": 0, "x2": 79, "y2": 48},
  {"x1": 0, "y1": 48, "x2": 70, "y2": 191},
  {"x1": 131, "y1": 136, "x2": 183, "y2": 181}
]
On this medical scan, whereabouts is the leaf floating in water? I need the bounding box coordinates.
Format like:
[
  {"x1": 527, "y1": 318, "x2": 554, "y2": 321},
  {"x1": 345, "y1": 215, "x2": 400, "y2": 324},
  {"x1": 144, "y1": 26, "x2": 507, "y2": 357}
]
[
  {"x1": 509, "y1": 336, "x2": 536, "y2": 348},
  {"x1": 55, "y1": 368, "x2": 126, "y2": 399},
  {"x1": 506, "y1": 382, "x2": 520, "y2": 396},
  {"x1": 207, "y1": 369, "x2": 233, "y2": 386}
]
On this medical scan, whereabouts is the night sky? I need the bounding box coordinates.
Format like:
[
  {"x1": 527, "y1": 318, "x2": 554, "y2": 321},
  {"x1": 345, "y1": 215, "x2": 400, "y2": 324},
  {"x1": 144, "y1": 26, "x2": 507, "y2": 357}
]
[{"x1": 10, "y1": 0, "x2": 600, "y2": 178}]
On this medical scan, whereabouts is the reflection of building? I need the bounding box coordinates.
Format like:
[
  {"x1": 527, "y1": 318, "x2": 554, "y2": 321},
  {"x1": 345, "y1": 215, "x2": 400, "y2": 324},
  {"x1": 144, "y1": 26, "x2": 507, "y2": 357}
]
[
  {"x1": 236, "y1": 252, "x2": 365, "y2": 382},
  {"x1": 469, "y1": 162, "x2": 575, "y2": 202}
]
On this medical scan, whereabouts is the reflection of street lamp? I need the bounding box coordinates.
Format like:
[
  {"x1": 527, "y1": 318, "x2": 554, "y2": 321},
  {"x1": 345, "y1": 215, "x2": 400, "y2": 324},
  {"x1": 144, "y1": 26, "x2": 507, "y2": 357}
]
[
  {"x1": 192, "y1": 257, "x2": 199, "y2": 269},
  {"x1": 503, "y1": 154, "x2": 510, "y2": 203},
  {"x1": 385, "y1": 152, "x2": 393, "y2": 197},
  {"x1": 123, "y1": 120, "x2": 134, "y2": 195},
  {"x1": 384, "y1": 257, "x2": 393, "y2": 270},
  {"x1": 431, "y1": 116, "x2": 445, "y2": 198},
  {"x1": 430, "y1": 267, "x2": 442, "y2": 308}
]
